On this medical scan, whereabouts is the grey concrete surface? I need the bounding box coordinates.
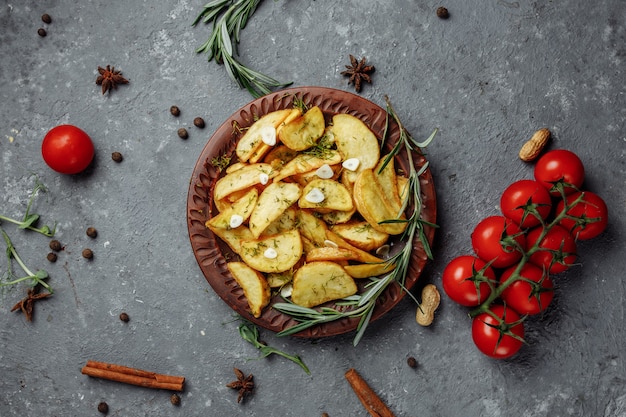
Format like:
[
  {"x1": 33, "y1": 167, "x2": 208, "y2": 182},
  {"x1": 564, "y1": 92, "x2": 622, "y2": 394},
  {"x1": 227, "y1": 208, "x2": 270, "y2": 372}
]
[{"x1": 1, "y1": 1, "x2": 625, "y2": 416}]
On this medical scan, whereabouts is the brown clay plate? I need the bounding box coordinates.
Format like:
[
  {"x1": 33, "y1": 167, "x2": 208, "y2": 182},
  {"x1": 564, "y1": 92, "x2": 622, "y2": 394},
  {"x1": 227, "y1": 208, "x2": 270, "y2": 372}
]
[{"x1": 187, "y1": 86, "x2": 437, "y2": 339}]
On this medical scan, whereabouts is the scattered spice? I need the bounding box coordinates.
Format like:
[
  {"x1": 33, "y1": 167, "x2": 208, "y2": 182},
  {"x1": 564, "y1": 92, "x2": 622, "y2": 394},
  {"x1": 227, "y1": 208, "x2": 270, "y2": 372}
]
[
  {"x1": 341, "y1": 55, "x2": 375, "y2": 93},
  {"x1": 41, "y1": 14, "x2": 52, "y2": 24},
  {"x1": 10, "y1": 286, "x2": 51, "y2": 322},
  {"x1": 97, "y1": 401, "x2": 109, "y2": 414},
  {"x1": 111, "y1": 151, "x2": 123, "y2": 162},
  {"x1": 177, "y1": 128, "x2": 189, "y2": 139},
  {"x1": 49, "y1": 239, "x2": 62, "y2": 251},
  {"x1": 170, "y1": 393, "x2": 181, "y2": 406},
  {"x1": 119, "y1": 312, "x2": 130, "y2": 322},
  {"x1": 436, "y1": 7, "x2": 450, "y2": 19},
  {"x1": 96, "y1": 65, "x2": 129, "y2": 95},
  {"x1": 345, "y1": 368, "x2": 395, "y2": 417},
  {"x1": 170, "y1": 105, "x2": 181, "y2": 117},
  {"x1": 86, "y1": 227, "x2": 98, "y2": 238},
  {"x1": 407, "y1": 357, "x2": 418, "y2": 368},
  {"x1": 37, "y1": 28, "x2": 47, "y2": 37},
  {"x1": 226, "y1": 368, "x2": 254, "y2": 403},
  {"x1": 46, "y1": 252, "x2": 57, "y2": 263},
  {"x1": 81, "y1": 360, "x2": 185, "y2": 391},
  {"x1": 322, "y1": 413, "x2": 330, "y2": 417},
  {"x1": 193, "y1": 117, "x2": 206, "y2": 128},
  {"x1": 82, "y1": 248, "x2": 94, "y2": 259}
]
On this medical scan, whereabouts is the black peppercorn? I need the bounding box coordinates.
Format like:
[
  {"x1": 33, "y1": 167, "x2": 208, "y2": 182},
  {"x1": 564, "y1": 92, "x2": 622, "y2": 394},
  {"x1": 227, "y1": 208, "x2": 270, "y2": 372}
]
[
  {"x1": 436, "y1": 7, "x2": 449, "y2": 19},
  {"x1": 82, "y1": 248, "x2": 93, "y2": 259},
  {"x1": 86, "y1": 227, "x2": 98, "y2": 238},
  {"x1": 170, "y1": 105, "x2": 180, "y2": 117},
  {"x1": 49, "y1": 240, "x2": 62, "y2": 252},
  {"x1": 97, "y1": 401, "x2": 109, "y2": 414},
  {"x1": 37, "y1": 28, "x2": 47, "y2": 37},
  {"x1": 170, "y1": 393, "x2": 181, "y2": 406},
  {"x1": 407, "y1": 356, "x2": 418, "y2": 368},
  {"x1": 111, "y1": 151, "x2": 123, "y2": 162},
  {"x1": 41, "y1": 14, "x2": 52, "y2": 24},
  {"x1": 193, "y1": 117, "x2": 205, "y2": 128},
  {"x1": 47, "y1": 252, "x2": 57, "y2": 263},
  {"x1": 119, "y1": 312, "x2": 130, "y2": 322},
  {"x1": 177, "y1": 128, "x2": 189, "y2": 139}
]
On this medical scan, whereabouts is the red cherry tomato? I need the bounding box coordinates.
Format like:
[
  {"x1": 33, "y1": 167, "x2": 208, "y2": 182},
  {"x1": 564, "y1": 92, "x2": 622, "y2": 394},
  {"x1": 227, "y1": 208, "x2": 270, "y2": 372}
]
[
  {"x1": 500, "y1": 263, "x2": 554, "y2": 315},
  {"x1": 41, "y1": 125, "x2": 94, "y2": 174},
  {"x1": 534, "y1": 149, "x2": 585, "y2": 196},
  {"x1": 526, "y1": 225, "x2": 577, "y2": 274},
  {"x1": 500, "y1": 180, "x2": 553, "y2": 228},
  {"x1": 472, "y1": 304, "x2": 525, "y2": 359},
  {"x1": 471, "y1": 215, "x2": 526, "y2": 269},
  {"x1": 442, "y1": 255, "x2": 496, "y2": 307},
  {"x1": 556, "y1": 191, "x2": 608, "y2": 240}
]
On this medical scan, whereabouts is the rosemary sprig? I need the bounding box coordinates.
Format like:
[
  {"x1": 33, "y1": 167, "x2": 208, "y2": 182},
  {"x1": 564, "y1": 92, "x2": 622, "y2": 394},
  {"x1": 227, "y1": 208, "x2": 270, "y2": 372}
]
[
  {"x1": 238, "y1": 321, "x2": 310, "y2": 374},
  {"x1": 273, "y1": 98, "x2": 438, "y2": 346},
  {"x1": 193, "y1": 0, "x2": 292, "y2": 98}
]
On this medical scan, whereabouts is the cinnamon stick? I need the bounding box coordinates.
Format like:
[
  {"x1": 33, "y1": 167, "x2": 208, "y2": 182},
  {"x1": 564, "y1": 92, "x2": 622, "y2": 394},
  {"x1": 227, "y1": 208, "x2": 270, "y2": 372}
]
[
  {"x1": 81, "y1": 360, "x2": 185, "y2": 391},
  {"x1": 345, "y1": 368, "x2": 396, "y2": 417}
]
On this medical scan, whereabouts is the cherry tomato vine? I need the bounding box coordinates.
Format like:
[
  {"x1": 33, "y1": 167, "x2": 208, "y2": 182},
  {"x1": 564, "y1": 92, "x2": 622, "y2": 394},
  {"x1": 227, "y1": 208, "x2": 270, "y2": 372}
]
[{"x1": 442, "y1": 149, "x2": 608, "y2": 359}]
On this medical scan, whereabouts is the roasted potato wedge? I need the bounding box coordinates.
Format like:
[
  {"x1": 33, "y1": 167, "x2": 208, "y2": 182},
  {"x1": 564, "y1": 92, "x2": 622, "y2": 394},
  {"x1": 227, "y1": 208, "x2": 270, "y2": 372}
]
[
  {"x1": 291, "y1": 261, "x2": 357, "y2": 308},
  {"x1": 206, "y1": 224, "x2": 254, "y2": 255},
  {"x1": 239, "y1": 229, "x2": 303, "y2": 273},
  {"x1": 329, "y1": 113, "x2": 380, "y2": 183},
  {"x1": 330, "y1": 221, "x2": 389, "y2": 252},
  {"x1": 214, "y1": 163, "x2": 276, "y2": 203},
  {"x1": 297, "y1": 210, "x2": 328, "y2": 247},
  {"x1": 207, "y1": 188, "x2": 259, "y2": 230},
  {"x1": 273, "y1": 150, "x2": 342, "y2": 183},
  {"x1": 299, "y1": 179, "x2": 353, "y2": 213},
  {"x1": 263, "y1": 145, "x2": 300, "y2": 170},
  {"x1": 227, "y1": 262, "x2": 271, "y2": 318},
  {"x1": 249, "y1": 109, "x2": 303, "y2": 163},
  {"x1": 305, "y1": 246, "x2": 361, "y2": 263},
  {"x1": 278, "y1": 106, "x2": 325, "y2": 151},
  {"x1": 324, "y1": 230, "x2": 385, "y2": 264},
  {"x1": 375, "y1": 154, "x2": 403, "y2": 216},
  {"x1": 344, "y1": 262, "x2": 396, "y2": 279},
  {"x1": 249, "y1": 182, "x2": 301, "y2": 238},
  {"x1": 353, "y1": 169, "x2": 407, "y2": 235},
  {"x1": 236, "y1": 109, "x2": 296, "y2": 163},
  {"x1": 260, "y1": 206, "x2": 298, "y2": 237},
  {"x1": 266, "y1": 271, "x2": 293, "y2": 288}
]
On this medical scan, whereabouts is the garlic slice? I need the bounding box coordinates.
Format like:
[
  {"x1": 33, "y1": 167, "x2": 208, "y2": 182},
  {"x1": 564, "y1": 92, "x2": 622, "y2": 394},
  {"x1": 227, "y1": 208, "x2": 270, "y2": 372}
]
[
  {"x1": 280, "y1": 284, "x2": 293, "y2": 298},
  {"x1": 229, "y1": 214, "x2": 244, "y2": 229},
  {"x1": 260, "y1": 125, "x2": 277, "y2": 146},
  {"x1": 376, "y1": 244, "x2": 390, "y2": 257},
  {"x1": 324, "y1": 239, "x2": 339, "y2": 248},
  {"x1": 304, "y1": 188, "x2": 325, "y2": 204},
  {"x1": 315, "y1": 164, "x2": 334, "y2": 179},
  {"x1": 264, "y1": 247, "x2": 278, "y2": 259},
  {"x1": 342, "y1": 158, "x2": 360, "y2": 171},
  {"x1": 259, "y1": 172, "x2": 269, "y2": 185}
]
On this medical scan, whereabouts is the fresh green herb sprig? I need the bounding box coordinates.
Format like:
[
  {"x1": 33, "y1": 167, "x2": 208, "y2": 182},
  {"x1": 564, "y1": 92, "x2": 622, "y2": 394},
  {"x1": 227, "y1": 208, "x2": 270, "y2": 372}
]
[
  {"x1": 273, "y1": 97, "x2": 438, "y2": 346},
  {"x1": 1, "y1": 227, "x2": 52, "y2": 293},
  {"x1": 0, "y1": 179, "x2": 56, "y2": 237},
  {"x1": 193, "y1": 0, "x2": 292, "y2": 98},
  {"x1": 238, "y1": 321, "x2": 310, "y2": 374}
]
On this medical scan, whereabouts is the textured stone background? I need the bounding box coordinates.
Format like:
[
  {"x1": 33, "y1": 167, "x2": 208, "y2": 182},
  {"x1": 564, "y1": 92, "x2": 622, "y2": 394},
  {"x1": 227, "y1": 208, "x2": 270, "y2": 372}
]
[{"x1": 1, "y1": 1, "x2": 625, "y2": 416}]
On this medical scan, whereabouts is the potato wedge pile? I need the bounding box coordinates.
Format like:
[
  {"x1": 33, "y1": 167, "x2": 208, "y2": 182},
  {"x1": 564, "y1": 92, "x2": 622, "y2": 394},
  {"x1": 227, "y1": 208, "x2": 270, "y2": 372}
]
[{"x1": 206, "y1": 105, "x2": 410, "y2": 318}]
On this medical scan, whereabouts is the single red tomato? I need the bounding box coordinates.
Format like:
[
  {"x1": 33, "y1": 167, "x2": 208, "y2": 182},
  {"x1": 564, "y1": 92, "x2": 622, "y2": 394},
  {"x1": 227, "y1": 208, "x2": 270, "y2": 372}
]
[
  {"x1": 556, "y1": 191, "x2": 608, "y2": 240},
  {"x1": 526, "y1": 225, "x2": 577, "y2": 274},
  {"x1": 534, "y1": 149, "x2": 585, "y2": 196},
  {"x1": 500, "y1": 179, "x2": 553, "y2": 228},
  {"x1": 500, "y1": 263, "x2": 554, "y2": 315},
  {"x1": 472, "y1": 304, "x2": 525, "y2": 359},
  {"x1": 441, "y1": 255, "x2": 496, "y2": 307},
  {"x1": 471, "y1": 215, "x2": 526, "y2": 269},
  {"x1": 42, "y1": 125, "x2": 95, "y2": 174}
]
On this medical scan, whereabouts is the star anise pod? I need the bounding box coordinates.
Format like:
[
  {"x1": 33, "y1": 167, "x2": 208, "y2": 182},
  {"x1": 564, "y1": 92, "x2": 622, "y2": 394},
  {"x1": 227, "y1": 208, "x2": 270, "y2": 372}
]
[
  {"x1": 10, "y1": 286, "x2": 52, "y2": 322},
  {"x1": 341, "y1": 54, "x2": 375, "y2": 93},
  {"x1": 226, "y1": 368, "x2": 254, "y2": 403},
  {"x1": 96, "y1": 65, "x2": 129, "y2": 95}
]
